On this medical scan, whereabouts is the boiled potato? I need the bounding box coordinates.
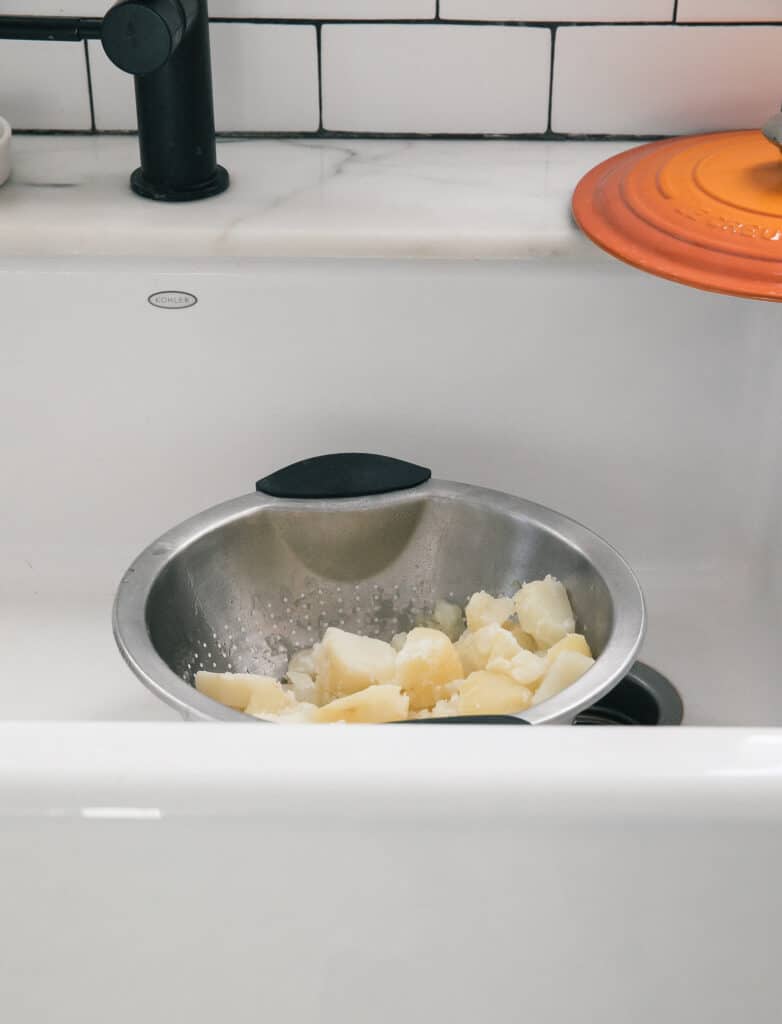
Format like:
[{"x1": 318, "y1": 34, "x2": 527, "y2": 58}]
[
  {"x1": 432, "y1": 600, "x2": 464, "y2": 641},
  {"x1": 243, "y1": 678, "x2": 298, "y2": 717},
  {"x1": 457, "y1": 671, "x2": 533, "y2": 716},
  {"x1": 504, "y1": 622, "x2": 537, "y2": 651},
  {"x1": 395, "y1": 627, "x2": 464, "y2": 711},
  {"x1": 313, "y1": 627, "x2": 397, "y2": 702},
  {"x1": 390, "y1": 631, "x2": 409, "y2": 652},
  {"x1": 195, "y1": 671, "x2": 285, "y2": 712},
  {"x1": 276, "y1": 701, "x2": 319, "y2": 724},
  {"x1": 487, "y1": 647, "x2": 546, "y2": 688},
  {"x1": 543, "y1": 633, "x2": 593, "y2": 666},
  {"x1": 455, "y1": 623, "x2": 503, "y2": 675},
  {"x1": 532, "y1": 651, "x2": 595, "y2": 706},
  {"x1": 488, "y1": 628, "x2": 523, "y2": 663},
  {"x1": 514, "y1": 576, "x2": 576, "y2": 649},
  {"x1": 288, "y1": 647, "x2": 316, "y2": 676},
  {"x1": 416, "y1": 694, "x2": 461, "y2": 719},
  {"x1": 465, "y1": 591, "x2": 515, "y2": 632},
  {"x1": 313, "y1": 684, "x2": 409, "y2": 724},
  {"x1": 286, "y1": 670, "x2": 318, "y2": 704}
]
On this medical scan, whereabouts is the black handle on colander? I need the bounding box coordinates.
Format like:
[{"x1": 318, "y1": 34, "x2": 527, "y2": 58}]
[{"x1": 256, "y1": 453, "x2": 432, "y2": 499}]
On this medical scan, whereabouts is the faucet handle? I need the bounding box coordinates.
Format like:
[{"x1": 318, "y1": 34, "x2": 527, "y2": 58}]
[{"x1": 102, "y1": 0, "x2": 198, "y2": 76}]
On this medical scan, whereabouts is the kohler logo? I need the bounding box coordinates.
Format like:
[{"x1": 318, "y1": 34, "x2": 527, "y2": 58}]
[{"x1": 148, "y1": 291, "x2": 198, "y2": 309}]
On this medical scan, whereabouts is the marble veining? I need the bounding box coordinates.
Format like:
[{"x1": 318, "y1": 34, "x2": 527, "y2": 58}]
[{"x1": 0, "y1": 135, "x2": 634, "y2": 259}]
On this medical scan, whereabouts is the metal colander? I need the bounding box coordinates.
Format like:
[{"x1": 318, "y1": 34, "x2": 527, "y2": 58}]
[{"x1": 113, "y1": 454, "x2": 645, "y2": 724}]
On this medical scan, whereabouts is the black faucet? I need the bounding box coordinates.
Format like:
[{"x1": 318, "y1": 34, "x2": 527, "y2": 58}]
[{"x1": 101, "y1": 0, "x2": 228, "y2": 201}]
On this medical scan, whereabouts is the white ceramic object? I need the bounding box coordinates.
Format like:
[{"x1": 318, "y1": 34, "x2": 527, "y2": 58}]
[
  {"x1": 0, "y1": 136, "x2": 781, "y2": 1023},
  {"x1": 0, "y1": 116, "x2": 10, "y2": 187}
]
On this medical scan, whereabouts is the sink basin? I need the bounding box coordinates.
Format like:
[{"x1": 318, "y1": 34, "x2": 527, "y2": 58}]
[
  {"x1": 1, "y1": 138, "x2": 781, "y2": 1024},
  {"x1": 2, "y1": 254, "x2": 779, "y2": 726}
]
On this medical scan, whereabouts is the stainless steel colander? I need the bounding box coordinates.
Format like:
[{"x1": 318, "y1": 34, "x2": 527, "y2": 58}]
[{"x1": 113, "y1": 454, "x2": 645, "y2": 724}]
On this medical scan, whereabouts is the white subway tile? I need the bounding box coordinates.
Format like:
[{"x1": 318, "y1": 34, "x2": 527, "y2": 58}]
[
  {"x1": 211, "y1": 1, "x2": 436, "y2": 17},
  {"x1": 441, "y1": 1, "x2": 674, "y2": 21},
  {"x1": 1, "y1": 0, "x2": 435, "y2": 15},
  {"x1": 210, "y1": 24, "x2": 319, "y2": 131},
  {"x1": 677, "y1": 1, "x2": 782, "y2": 21},
  {"x1": 553, "y1": 25, "x2": 782, "y2": 134},
  {"x1": 322, "y1": 24, "x2": 550, "y2": 133},
  {"x1": 90, "y1": 24, "x2": 319, "y2": 132},
  {"x1": 0, "y1": 0, "x2": 104, "y2": 12},
  {"x1": 0, "y1": 40, "x2": 90, "y2": 130}
]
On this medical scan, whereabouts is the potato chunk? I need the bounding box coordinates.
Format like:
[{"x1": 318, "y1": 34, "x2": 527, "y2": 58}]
[
  {"x1": 543, "y1": 633, "x2": 593, "y2": 666},
  {"x1": 313, "y1": 628, "x2": 397, "y2": 702},
  {"x1": 277, "y1": 701, "x2": 319, "y2": 724},
  {"x1": 243, "y1": 678, "x2": 297, "y2": 717},
  {"x1": 395, "y1": 627, "x2": 464, "y2": 711},
  {"x1": 487, "y1": 648, "x2": 546, "y2": 688},
  {"x1": 514, "y1": 576, "x2": 576, "y2": 649},
  {"x1": 288, "y1": 648, "x2": 317, "y2": 676},
  {"x1": 286, "y1": 670, "x2": 318, "y2": 704},
  {"x1": 432, "y1": 600, "x2": 465, "y2": 641},
  {"x1": 313, "y1": 684, "x2": 409, "y2": 724},
  {"x1": 505, "y1": 622, "x2": 537, "y2": 651},
  {"x1": 414, "y1": 694, "x2": 461, "y2": 719},
  {"x1": 195, "y1": 671, "x2": 285, "y2": 712},
  {"x1": 455, "y1": 623, "x2": 502, "y2": 675},
  {"x1": 465, "y1": 591, "x2": 515, "y2": 632},
  {"x1": 532, "y1": 651, "x2": 595, "y2": 707},
  {"x1": 457, "y1": 671, "x2": 533, "y2": 716}
]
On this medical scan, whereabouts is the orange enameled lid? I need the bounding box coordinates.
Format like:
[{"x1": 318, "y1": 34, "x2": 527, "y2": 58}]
[{"x1": 572, "y1": 130, "x2": 782, "y2": 302}]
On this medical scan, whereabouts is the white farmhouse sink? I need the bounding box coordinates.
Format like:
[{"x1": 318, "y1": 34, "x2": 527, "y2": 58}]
[{"x1": 1, "y1": 137, "x2": 780, "y2": 1024}]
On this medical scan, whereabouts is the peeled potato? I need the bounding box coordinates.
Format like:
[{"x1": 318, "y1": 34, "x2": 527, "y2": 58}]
[
  {"x1": 314, "y1": 627, "x2": 397, "y2": 702},
  {"x1": 395, "y1": 627, "x2": 464, "y2": 711},
  {"x1": 390, "y1": 632, "x2": 409, "y2": 653},
  {"x1": 514, "y1": 576, "x2": 576, "y2": 649},
  {"x1": 313, "y1": 684, "x2": 409, "y2": 724},
  {"x1": 457, "y1": 671, "x2": 533, "y2": 716},
  {"x1": 465, "y1": 591, "x2": 515, "y2": 632},
  {"x1": 488, "y1": 628, "x2": 522, "y2": 663},
  {"x1": 277, "y1": 701, "x2": 319, "y2": 724},
  {"x1": 532, "y1": 651, "x2": 595, "y2": 706},
  {"x1": 487, "y1": 647, "x2": 546, "y2": 688},
  {"x1": 505, "y1": 622, "x2": 537, "y2": 651},
  {"x1": 544, "y1": 633, "x2": 593, "y2": 667},
  {"x1": 430, "y1": 694, "x2": 460, "y2": 718},
  {"x1": 288, "y1": 648, "x2": 316, "y2": 676},
  {"x1": 432, "y1": 600, "x2": 465, "y2": 641},
  {"x1": 195, "y1": 671, "x2": 284, "y2": 712},
  {"x1": 455, "y1": 623, "x2": 503, "y2": 675},
  {"x1": 286, "y1": 670, "x2": 318, "y2": 704},
  {"x1": 243, "y1": 678, "x2": 297, "y2": 717}
]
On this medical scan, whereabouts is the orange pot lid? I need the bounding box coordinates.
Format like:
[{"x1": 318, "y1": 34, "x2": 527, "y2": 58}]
[{"x1": 572, "y1": 130, "x2": 782, "y2": 302}]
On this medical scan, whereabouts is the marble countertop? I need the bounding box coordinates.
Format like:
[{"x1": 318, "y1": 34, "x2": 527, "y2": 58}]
[{"x1": 0, "y1": 135, "x2": 633, "y2": 259}]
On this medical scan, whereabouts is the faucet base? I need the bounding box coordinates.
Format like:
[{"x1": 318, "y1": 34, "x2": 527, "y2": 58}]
[{"x1": 130, "y1": 165, "x2": 229, "y2": 202}]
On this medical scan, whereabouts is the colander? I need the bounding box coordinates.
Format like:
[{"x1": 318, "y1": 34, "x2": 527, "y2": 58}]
[{"x1": 113, "y1": 454, "x2": 645, "y2": 724}]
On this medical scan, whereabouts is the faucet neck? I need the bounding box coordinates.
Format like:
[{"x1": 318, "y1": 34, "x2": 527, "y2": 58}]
[{"x1": 103, "y1": 0, "x2": 228, "y2": 201}]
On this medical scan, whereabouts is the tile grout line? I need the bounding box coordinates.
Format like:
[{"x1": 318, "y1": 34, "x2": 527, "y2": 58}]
[
  {"x1": 546, "y1": 26, "x2": 556, "y2": 134},
  {"x1": 672, "y1": 0, "x2": 679, "y2": 21},
  {"x1": 315, "y1": 23, "x2": 323, "y2": 132},
  {"x1": 83, "y1": 38, "x2": 96, "y2": 133}
]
